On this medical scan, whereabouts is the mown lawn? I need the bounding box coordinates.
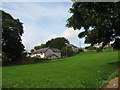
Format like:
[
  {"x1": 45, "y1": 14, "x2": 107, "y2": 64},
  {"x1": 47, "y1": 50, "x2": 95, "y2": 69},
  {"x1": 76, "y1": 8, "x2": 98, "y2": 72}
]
[{"x1": 2, "y1": 51, "x2": 119, "y2": 88}]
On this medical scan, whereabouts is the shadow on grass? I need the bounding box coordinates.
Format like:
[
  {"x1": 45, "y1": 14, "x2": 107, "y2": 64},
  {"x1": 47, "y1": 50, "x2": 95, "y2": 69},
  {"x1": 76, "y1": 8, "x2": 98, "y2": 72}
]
[
  {"x1": 107, "y1": 61, "x2": 120, "y2": 67},
  {"x1": 2, "y1": 57, "x2": 69, "y2": 67}
]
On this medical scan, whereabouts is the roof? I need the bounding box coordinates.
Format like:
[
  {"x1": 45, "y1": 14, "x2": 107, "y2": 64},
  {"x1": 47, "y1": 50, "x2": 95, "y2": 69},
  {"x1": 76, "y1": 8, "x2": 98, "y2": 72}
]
[
  {"x1": 47, "y1": 54, "x2": 58, "y2": 58},
  {"x1": 66, "y1": 44, "x2": 78, "y2": 48},
  {"x1": 51, "y1": 48, "x2": 61, "y2": 53},
  {"x1": 33, "y1": 47, "x2": 61, "y2": 54},
  {"x1": 33, "y1": 47, "x2": 49, "y2": 54}
]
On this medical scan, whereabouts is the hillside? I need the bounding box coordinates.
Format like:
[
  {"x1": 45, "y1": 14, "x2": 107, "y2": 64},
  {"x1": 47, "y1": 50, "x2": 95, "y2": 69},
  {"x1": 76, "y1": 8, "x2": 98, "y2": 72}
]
[{"x1": 2, "y1": 51, "x2": 119, "y2": 88}]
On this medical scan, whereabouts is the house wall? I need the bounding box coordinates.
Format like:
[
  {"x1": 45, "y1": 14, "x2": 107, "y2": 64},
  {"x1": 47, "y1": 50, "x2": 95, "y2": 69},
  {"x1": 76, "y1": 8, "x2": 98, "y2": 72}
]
[
  {"x1": 72, "y1": 47, "x2": 78, "y2": 52},
  {"x1": 50, "y1": 55, "x2": 58, "y2": 59},
  {"x1": 31, "y1": 53, "x2": 45, "y2": 58},
  {"x1": 41, "y1": 53, "x2": 45, "y2": 58},
  {"x1": 36, "y1": 53, "x2": 45, "y2": 58},
  {"x1": 54, "y1": 53, "x2": 61, "y2": 58},
  {"x1": 31, "y1": 54, "x2": 36, "y2": 57},
  {"x1": 44, "y1": 49, "x2": 54, "y2": 58},
  {"x1": 45, "y1": 49, "x2": 61, "y2": 59}
]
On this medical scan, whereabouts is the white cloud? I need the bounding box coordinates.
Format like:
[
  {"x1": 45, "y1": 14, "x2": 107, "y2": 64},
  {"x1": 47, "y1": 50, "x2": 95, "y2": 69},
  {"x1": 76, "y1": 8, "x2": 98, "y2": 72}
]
[
  {"x1": 62, "y1": 28, "x2": 80, "y2": 40},
  {"x1": 40, "y1": 28, "x2": 80, "y2": 44},
  {"x1": 61, "y1": 28, "x2": 88, "y2": 47}
]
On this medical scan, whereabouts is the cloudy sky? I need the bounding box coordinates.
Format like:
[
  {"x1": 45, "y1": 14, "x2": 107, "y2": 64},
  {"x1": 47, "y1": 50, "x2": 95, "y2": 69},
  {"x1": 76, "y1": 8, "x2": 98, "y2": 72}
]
[{"x1": 2, "y1": 1, "x2": 90, "y2": 51}]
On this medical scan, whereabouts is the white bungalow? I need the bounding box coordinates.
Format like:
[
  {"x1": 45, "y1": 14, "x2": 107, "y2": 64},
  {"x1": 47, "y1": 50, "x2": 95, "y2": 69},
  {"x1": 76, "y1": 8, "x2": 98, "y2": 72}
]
[{"x1": 31, "y1": 47, "x2": 61, "y2": 59}]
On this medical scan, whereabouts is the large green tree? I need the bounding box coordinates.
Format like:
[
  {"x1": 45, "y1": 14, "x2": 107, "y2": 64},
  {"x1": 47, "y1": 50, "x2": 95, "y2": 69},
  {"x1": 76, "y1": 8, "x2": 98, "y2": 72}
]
[
  {"x1": 34, "y1": 44, "x2": 46, "y2": 50},
  {"x1": 61, "y1": 46, "x2": 73, "y2": 57},
  {"x1": 32, "y1": 37, "x2": 69, "y2": 51},
  {"x1": 45, "y1": 37, "x2": 69, "y2": 50},
  {"x1": 1, "y1": 10, "x2": 25, "y2": 62},
  {"x1": 66, "y1": 2, "x2": 120, "y2": 47}
]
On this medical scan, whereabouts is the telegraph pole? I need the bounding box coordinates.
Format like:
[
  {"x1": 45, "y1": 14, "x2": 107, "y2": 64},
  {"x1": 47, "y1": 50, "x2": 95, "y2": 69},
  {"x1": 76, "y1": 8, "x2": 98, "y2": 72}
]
[
  {"x1": 66, "y1": 45, "x2": 67, "y2": 57},
  {"x1": 65, "y1": 43, "x2": 68, "y2": 57},
  {"x1": 79, "y1": 40, "x2": 81, "y2": 48}
]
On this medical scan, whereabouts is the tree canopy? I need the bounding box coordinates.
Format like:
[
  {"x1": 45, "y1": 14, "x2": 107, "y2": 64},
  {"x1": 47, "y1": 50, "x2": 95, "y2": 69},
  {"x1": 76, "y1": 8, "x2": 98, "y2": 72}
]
[
  {"x1": 1, "y1": 10, "x2": 25, "y2": 61},
  {"x1": 32, "y1": 37, "x2": 69, "y2": 51},
  {"x1": 66, "y1": 2, "x2": 120, "y2": 47},
  {"x1": 45, "y1": 37, "x2": 69, "y2": 50},
  {"x1": 34, "y1": 44, "x2": 46, "y2": 50}
]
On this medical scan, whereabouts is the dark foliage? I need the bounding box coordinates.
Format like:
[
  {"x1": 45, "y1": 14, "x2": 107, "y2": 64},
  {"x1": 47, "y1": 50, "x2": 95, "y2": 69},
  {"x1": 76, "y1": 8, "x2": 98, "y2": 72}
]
[
  {"x1": 45, "y1": 37, "x2": 69, "y2": 50},
  {"x1": 33, "y1": 37, "x2": 70, "y2": 51},
  {"x1": 1, "y1": 10, "x2": 25, "y2": 62},
  {"x1": 34, "y1": 44, "x2": 46, "y2": 50},
  {"x1": 61, "y1": 46, "x2": 73, "y2": 57},
  {"x1": 112, "y1": 38, "x2": 120, "y2": 50},
  {"x1": 66, "y1": 2, "x2": 120, "y2": 48}
]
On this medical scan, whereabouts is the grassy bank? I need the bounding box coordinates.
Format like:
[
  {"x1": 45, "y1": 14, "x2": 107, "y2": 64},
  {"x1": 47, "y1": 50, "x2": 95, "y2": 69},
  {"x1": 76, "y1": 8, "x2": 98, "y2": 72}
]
[{"x1": 2, "y1": 51, "x2": 119, "y2": 88}]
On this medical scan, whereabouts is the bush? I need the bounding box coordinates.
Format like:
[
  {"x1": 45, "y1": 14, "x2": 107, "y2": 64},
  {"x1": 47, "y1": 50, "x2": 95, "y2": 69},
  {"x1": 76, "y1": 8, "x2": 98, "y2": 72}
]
[
  {"x1": 85, "y1": 46, "x2": 96, "y2": 50},
  {"x1": 78, "y1": 48, "x2": 84, "y2": 53},
  {"x1": 61, "y1": 46, "x2": 73, "y2": 57},
  {"x1": 102, "y1": 47, "x2": 113, "y2": 52},
  {"x1": 111, "y1": 38, "x2": 120, "y2": 50},
  {"x1": 96, "y1": 47, "x2": 103, "y2": 52}
]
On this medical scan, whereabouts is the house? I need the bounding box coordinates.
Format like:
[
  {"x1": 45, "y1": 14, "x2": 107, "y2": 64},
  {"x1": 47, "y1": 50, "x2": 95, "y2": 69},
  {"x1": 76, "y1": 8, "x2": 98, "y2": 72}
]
[
  {"x1": 66, "y1": 44, "x2": 79, "y2": 53},
  {"x1": 104, "y1": 44, "x2": 111, "y2": 48},
  {"x1": 31, "y1": 47, "x2": 61, "y2": 59},
  {"x1": 93, "y1": 42, "x2": 103, "y2": 48},
  {"x1": 93, "y1": 42, "x2": 112, "y2": 48}
]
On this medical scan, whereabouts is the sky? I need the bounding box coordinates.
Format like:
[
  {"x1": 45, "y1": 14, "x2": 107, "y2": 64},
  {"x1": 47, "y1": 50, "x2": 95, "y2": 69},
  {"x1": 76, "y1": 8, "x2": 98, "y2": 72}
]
[{"x1": 1, "y1": 1, "x2": 90, "y2": 51}]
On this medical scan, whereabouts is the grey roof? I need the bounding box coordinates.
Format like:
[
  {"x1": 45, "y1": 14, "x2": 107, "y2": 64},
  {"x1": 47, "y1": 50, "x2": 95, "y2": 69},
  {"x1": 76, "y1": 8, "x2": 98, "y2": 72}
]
[
  {"x1": 47, "y1": 54, "x2": 58, "y2": 58},
  {"x1": 66, "y1": 44, "x2": 78, "y2": 48},
  {"x1": 33, "y1": 47, "x2": 61, "y2": 54},
  {"x1": 51, "y1": 48, "x2": 61, "y2": 53},
  {"x1": 33, "y1": 47, "x2": 49, "y2": 54}
]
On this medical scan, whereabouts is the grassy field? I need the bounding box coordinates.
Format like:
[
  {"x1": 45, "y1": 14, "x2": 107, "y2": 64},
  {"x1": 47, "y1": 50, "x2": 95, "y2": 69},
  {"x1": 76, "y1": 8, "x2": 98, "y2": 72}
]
[{"x1": 2, "y1": 51, "x2": 119, "y2": 88}]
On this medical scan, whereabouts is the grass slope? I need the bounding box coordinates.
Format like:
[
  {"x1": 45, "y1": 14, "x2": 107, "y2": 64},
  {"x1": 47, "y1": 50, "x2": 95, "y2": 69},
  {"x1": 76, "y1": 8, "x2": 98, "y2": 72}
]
[{"x1": 2, "y1": 51, "x2": 119, "y2": 88}]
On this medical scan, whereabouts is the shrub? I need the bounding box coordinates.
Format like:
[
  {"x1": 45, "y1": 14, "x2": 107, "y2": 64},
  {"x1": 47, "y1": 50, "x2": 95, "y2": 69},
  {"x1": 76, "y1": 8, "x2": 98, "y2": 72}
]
[
  {"x1": 102, "y1": 47, "x2": 113, "y2": 52},
  {"x1": 61, "y1": 46, "x2": 73, "y2": 57},
  {"x1": 96, "y1": 47, "x2": 103, "y2": 52},
  {"x1": 78, "y1": 48, "x2": 84, "y2": 53},
  {"x1": 85, "y1": 46, "x2": 96, "y2": 50}
]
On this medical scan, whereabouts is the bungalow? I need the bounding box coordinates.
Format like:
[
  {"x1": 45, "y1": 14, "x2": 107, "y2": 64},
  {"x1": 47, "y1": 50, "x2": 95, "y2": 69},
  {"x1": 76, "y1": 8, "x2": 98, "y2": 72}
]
[{"x1": 31, "y1": 47, "x2": 61, "y2": 59}]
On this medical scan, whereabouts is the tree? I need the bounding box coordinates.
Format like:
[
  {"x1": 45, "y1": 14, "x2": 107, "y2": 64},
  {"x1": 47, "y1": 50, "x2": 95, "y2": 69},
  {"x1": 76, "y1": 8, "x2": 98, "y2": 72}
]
[
  {"x1": 112, "y1": 38, "x2": 120, "y2": 50},
  {"x1": 66, "y1": 2, "x2": 120, "y2": 47},
  {"x1": 61, "y1": 46, "x2": 73, "y2": 57},
  {"x1": 1, "y1": 10, "x2": 25, "y2": 62},
  {"x1": 34, "y1": 44, "x2": 46, "y2": 50},
  {"x1": 30, "y1": 49, "x2": 34, "y2": 53},
  {"x1": 46, "y1": 37, "x2": 69, "y2": 50},
  {"x1": 84, "y1": 30, "x2": 98, "y2": 46}
]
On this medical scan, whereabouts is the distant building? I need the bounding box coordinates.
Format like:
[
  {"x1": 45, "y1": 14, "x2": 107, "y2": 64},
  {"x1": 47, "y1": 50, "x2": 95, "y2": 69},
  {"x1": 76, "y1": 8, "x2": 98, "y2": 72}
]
[
  {"x1": 66, "y1": 44, "x2": 79, "y2": 53},
  {"x1": 93, "y1": 42, "x2": 103, "y2": 48},
  {"x1": 31, "y1": 47, "x2": 61, "y2": 59},
  {"x1": 93, "y1": 42, "x2": 112, "y2": 48},
  {"x1": 104, "y1": 44, "x2": 112, "y2": 48}
]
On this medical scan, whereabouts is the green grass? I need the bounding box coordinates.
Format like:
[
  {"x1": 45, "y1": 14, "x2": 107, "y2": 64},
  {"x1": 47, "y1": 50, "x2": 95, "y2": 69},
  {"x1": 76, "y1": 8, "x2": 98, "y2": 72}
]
[{"x1": 2, "y1": 51, "x2": 119, "y2": 88}]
